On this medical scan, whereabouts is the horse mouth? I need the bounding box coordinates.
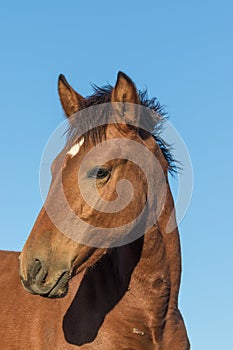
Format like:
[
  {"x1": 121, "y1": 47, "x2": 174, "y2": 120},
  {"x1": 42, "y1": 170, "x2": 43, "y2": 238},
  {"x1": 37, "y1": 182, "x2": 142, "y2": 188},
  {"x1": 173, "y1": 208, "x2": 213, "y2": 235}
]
[
  {"x1": 47, "y1": 271, "x2": 70, "y2": 298},
  {"x1": 20, "y1": 271, "x2": 70, "y2": 299}
]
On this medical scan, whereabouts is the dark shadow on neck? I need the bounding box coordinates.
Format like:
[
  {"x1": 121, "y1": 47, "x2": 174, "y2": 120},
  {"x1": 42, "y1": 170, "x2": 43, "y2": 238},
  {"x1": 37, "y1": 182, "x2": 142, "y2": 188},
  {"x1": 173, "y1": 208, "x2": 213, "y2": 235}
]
[{"x1": 62, "y1": 236, "x2": 144, "y2": 346}]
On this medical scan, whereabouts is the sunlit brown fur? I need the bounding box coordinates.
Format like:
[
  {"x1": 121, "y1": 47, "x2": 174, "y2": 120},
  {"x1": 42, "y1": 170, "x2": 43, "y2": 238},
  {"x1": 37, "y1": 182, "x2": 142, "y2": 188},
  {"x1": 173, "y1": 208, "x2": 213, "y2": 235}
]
[{"x1": 0, "y1": 72, "x2": 189, "y2": 349}]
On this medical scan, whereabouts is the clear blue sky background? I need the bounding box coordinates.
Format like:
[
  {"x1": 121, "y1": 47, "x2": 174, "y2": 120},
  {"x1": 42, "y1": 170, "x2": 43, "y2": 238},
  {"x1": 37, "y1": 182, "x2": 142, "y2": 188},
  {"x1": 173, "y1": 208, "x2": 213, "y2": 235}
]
[{"x1": 0, "y1": 1, "x2": 232, "y2": 348}]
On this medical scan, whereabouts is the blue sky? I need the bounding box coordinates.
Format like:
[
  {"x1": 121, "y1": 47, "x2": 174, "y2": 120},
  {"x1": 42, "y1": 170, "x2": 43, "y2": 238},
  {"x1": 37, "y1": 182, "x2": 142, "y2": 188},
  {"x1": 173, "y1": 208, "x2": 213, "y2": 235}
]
[{"x1": 0, "y1": 1, "x2": 233, "y2": 348}]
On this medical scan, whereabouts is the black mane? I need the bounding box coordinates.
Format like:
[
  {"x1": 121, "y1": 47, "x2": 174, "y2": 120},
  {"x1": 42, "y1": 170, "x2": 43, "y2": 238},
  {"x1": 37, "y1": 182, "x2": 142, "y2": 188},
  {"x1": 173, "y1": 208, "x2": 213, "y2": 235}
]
[{"x1": 67, "y1": 84, "x2": 176, "y2": 173}]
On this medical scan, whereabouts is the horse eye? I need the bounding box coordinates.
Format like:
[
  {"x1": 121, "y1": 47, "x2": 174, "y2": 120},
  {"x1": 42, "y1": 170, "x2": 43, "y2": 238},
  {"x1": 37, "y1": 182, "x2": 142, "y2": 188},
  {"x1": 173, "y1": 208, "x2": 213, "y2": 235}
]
[{"x1": 88, "y1": 167, "x2": 111, "y2": 180}]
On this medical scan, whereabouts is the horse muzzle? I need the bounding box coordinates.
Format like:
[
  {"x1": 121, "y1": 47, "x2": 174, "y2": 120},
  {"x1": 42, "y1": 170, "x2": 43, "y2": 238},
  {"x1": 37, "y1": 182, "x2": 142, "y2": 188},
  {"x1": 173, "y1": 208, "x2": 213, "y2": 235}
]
[{"x1": 19, "y1": 258, "x2": 70, "y2": 298}]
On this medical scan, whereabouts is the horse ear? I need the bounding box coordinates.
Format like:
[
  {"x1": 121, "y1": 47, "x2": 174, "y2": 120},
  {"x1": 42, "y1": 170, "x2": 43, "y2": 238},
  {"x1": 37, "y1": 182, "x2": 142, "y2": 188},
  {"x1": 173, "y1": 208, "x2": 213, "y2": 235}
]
[
  {"x1": 58, "y1": 74, "x2": 85, "y2": 117},
  {"x1": 111, "y1": 71, "x2": 140, "y2": 104}
]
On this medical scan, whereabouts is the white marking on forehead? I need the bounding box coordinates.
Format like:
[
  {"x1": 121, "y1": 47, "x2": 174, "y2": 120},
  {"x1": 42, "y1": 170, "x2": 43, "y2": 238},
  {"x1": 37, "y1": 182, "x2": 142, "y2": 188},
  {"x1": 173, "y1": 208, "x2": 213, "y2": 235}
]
[{"x1": 67, "y1": 138, "x2": 84, "y2": 157}]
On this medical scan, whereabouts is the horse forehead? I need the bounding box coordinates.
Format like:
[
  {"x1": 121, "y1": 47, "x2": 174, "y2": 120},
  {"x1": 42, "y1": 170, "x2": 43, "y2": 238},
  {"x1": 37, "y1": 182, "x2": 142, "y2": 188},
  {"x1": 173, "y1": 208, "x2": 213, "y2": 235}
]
[{"x1": 67, "y1": 138, "x2": 84, "y2": 157}]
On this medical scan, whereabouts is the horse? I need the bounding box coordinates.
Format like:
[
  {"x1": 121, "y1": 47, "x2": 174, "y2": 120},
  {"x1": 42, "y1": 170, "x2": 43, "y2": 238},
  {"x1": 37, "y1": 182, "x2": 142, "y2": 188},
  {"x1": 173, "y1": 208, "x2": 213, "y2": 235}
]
[{"x1": 0, "y1": 72, "x2": 190, "y2": 349}]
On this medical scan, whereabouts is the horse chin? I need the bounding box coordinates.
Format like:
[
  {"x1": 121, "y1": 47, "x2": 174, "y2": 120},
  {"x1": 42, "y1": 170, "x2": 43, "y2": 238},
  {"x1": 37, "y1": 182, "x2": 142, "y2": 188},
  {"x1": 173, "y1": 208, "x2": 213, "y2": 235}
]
[{"x1": 47, "y1": 285, "x2": 69, "y2": 299}]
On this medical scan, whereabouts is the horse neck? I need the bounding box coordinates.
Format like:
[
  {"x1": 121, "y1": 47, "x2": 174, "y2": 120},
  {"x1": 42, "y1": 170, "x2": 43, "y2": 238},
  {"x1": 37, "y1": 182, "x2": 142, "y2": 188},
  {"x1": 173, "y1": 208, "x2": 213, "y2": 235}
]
[
  {"x1": 114, "y1": 226, "x2": 168, "y2": 296},
  {"x1": 114, "y1": 183, "x2": 181, "y2": 308}
]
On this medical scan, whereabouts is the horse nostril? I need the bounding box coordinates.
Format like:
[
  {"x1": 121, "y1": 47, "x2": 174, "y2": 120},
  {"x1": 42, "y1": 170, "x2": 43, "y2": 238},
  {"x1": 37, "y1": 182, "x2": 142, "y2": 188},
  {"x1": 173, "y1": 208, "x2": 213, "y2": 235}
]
[
  {"x1": 29, "y1": 259, "x2": 42, "y2": 280},
  {"x1": 29, "y1": 259, "x2": 48, "y2": 284}
]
